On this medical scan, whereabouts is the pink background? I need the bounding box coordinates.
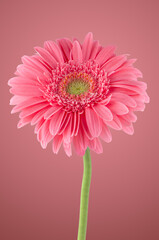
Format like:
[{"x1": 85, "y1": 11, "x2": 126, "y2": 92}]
[{"x1": 1, "y1": 0, "x2": 159, "y2": 239}]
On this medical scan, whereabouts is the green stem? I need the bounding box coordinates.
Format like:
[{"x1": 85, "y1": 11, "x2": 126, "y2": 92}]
[{"x1": 77, "y1": 148, "x2": 92, "y2": 240}]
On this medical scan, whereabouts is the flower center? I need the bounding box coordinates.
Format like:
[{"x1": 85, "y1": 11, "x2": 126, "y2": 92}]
[
  {"x1": 41, "y1": 60, "x2": 110, "y2": 112},
  {"x1": 66, "y1": 79, "x2": 90, "y2": 95}
]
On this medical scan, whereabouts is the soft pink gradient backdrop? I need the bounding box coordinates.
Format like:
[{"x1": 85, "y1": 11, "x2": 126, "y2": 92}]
[{"x1": 1, "y1": 0, "x2": 158, "y2": 239}]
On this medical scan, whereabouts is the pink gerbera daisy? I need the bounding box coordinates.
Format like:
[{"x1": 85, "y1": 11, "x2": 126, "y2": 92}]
[{"x1": 8, "y1": 32, "x2": 149, "y2": 157}]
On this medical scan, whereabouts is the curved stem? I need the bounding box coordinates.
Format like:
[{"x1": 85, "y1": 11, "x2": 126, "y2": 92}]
[{"x1": 77, "y1": 148, "x2": 92, "y2": 240}]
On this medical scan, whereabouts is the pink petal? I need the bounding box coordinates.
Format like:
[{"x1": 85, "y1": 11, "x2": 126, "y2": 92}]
[
  {"x1": 111, "y1": 92, "x2": 137, "y2": 108},
  {"x1": 56, "y1": 38, "x2": 73, "y2": 61},
  {"x1": 10, "y1": 85, "x2": 42, "y2": 97},
  {"x1": 89, "y1": 40, "x2": 100, "y2": 59},
  {"x1": 31, "y1": 106, "x2": 50, "y2": 125},
  {"x1": 81, "y1": 113, "x2": 93, "y2": 140},
  {"x1": 8, "y1": 77, "x2": 38, "y2": 87},
  {"x1": 93, "y1": 104, "x2": 113, "y2": 121},
  {"x1": 102, "y1": 55, "x2": 127, "y2": 72},
  {"x1": 19, "y1": 102, "x2": 49, "y2": 118},
  {"x1": 108, "y1": 101, "x2": 129, "y2": 115},
  {"x1": 34, "y1": 118, "x2": 45, "y2": 134},
  {"x1": 88, "y1": 138, "x2": 96, "y2": 151},
  {"x1": 17, "y1": 113, "x2": 35, "y2": 128},
  {"x1": 122, "y1": 123, "x2": 134, "y2": 135},
  {"x1": 58, "y1": 113, "x2": 71, "y2": 135},
  {"x1": 63, "y1": 116, "x2": 72, "y2": 144},
  {"x1": 52, "y1": 135, "x2": 63, "y2": 154},
  {"x1": 98, "y1": 94, "x2": 112, "y2": 105},
  {"x1": 38, "y1": 119, "x2": 50, "y2": 144},
  {"x1": 73, "y1": 135, "x2": 85, "y2": 156},
  {"x1": 21, "y1": 55, "x2": 51, "y2": 74},
  {"x1": 77, "y1": 124, "x2": 88, "y2": 150},
  {"x1": 95, "y1": 45, "x2": 116, "y2": 66},
  {"x1": 74, "y1": 112, "x2": 80, "y2": 136},
  {"x1": 63, "y1": 142, "x2": 72, "y2": 157},
  {"x1": 85, "y1": 107, "x2": 102, "y2": 137},
  {"x1": 111, "y1": 80, "x2": 147, "y2": 90},
  {"x1": 15, "y1": 64, "x2": 45, "y2": 80},
  {"x1": 34, "y1": 47, "x2": 57, "y2": 68},
  {"x1": 72, "y1": 40, "x2": 83, "y2": 62},
  {"x1": 121, "y1": 112, "x2": 137, "y2": 123},
  {"x1": 44, "y1": 41, "x2": 64, "y2": 64},
  {"x1": 11, "y1": 97, "x2": 46, "y2": 114},
  {"x1": 44, "y1": 105, "x2": 63, "y2": 119},
  {"x1": 82, "y1": 32, "x2": 93, "y2": 61},
  {"x1": 100, "y1": 123, "x2": 112, "y2": 143},
  {"x1": 94, "y1": 138, "x2": 103, "y2": 154},
  {"x1": 49, "y1": 110, "x2": 65, "y2": 135},
  {"x1": 121, "y1": 58, "x2": 137, "y2": 67},
  {"x1": 10, "y1": 96, "x2": 30, "y2": 105},
  {"x1": 105, "y1": 114, "x2": 122, "y2": 130}
]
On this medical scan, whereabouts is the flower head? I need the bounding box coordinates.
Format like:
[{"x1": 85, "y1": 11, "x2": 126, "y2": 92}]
[{"x1": 8, "y1": 32, "x2": 149, "y2": 156}]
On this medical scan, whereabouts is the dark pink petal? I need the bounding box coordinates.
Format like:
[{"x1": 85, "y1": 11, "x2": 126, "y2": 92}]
[
  {"x1": 100, "y1": 123, "x2": 112, "y2": 143},
  {"x1": 95, "y1": 45, "x2": 116, "y2": 66},
  {"x1": 85, "y1": 107, "x2": 102, "y2": 137},
  {"x1": 44, "y1": 41, "x2": 64, "y2": 64},
  {"x1": 102, "y1": 55, "x2": 127, "y2": 72},
  {"x1": 72, "y1": 41, "x2": 83, "y2": 62},
  {"x1": 93, "y1": 104, "x2": 113, "y2": 121},
  {"x1": 49, "y1": 110, "x2": 65, "y2": 135},
  {"x1": 34, "y1": 47, "x2": 57, "y2": 68},
  {"x1": 108, "y1": 101, "x2": 129, "y2": 115},
  {"x1": 52, "y1": 135, "x2": 63, "y2": 154},
  {"x1": 82, "y1": 32, "x2": 93, "y2": 61}
]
